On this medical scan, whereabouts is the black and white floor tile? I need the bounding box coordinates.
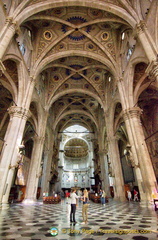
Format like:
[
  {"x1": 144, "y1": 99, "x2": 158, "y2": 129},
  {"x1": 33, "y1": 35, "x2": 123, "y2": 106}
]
[{"x1": 0, "y1": 199, "x2": 158, "y2": 240}]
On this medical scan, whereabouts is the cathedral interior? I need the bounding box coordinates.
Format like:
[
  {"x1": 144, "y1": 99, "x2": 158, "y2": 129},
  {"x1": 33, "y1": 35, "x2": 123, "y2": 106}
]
[{"x1": 0, "y1": 0, "x2": 158, "y2": 239}]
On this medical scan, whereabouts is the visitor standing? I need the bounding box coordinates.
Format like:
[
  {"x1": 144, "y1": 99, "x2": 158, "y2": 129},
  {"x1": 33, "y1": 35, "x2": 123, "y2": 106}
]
[
  {"x1": 127, "y1": 190, "x2": 132, "y2": 201},
  {"x1": 81, "y1": 189, "x2": 89, "y2": 224},
  {"x1": 70, "y1": 189, "x2": 80, "y2": 223},
  {"x1": 101, "y1": 190, "x2": 106, "y2": 206}
]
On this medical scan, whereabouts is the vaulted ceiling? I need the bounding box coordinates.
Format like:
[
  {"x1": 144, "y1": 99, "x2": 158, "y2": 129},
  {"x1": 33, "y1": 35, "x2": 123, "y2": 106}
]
[
  {"x1": 22, "y1": 4, "x2": 132, "y2": 135},
  {"x1": 1, "y1": 1, "x2": 156, "y2": 149}
]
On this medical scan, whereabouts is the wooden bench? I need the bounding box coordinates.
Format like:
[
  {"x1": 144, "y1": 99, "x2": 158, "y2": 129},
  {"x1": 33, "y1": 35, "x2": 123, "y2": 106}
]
[
  {"x1": 90, "y1": 194, "x2": 109, "y2": 203},
  {"x1": 43, "y1": 196, "x2": 61, "y2": 204}
]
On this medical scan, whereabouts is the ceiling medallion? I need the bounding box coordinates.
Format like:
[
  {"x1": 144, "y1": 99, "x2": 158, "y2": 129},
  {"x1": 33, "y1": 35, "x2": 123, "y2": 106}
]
[
  {"x1": 61, "y1": 16, "x2": 91, "y2": 41},
  {"x1": 43, "y1": 31, "x2": 52, "y2": 40},
  {"x1": 101, "y1": 32, "x2": 109, "y2": 41}
]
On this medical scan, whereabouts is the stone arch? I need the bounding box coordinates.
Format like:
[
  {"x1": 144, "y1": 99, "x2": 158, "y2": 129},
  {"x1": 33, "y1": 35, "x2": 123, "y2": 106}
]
[
  {"x1": 33, "y1": 50, "x2": 117, "y2": 79},
  {"x1": 15, "y1": 1, "x2": 137, "y2": 28},
  {"x1": 47, "y1": 88, "x2": 105, "y2": 112},
  {"x1": 53, "y1": 109, "x2": 98, "y2": 132}
]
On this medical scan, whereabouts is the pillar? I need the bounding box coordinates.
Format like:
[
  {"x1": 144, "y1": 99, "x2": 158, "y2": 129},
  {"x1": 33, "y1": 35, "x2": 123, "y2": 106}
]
[
  {"x1": 0, "y1": 106, "x2": 31, "y2": 208},
  {"x1": 108, "y1": 137, "x2": 126, "y2": 201},
  {"x1": 39, "y1": 150, "x2": 49, "y2": 198},
  {"x1": 24, "y1": 136, "x2": 45, "y2": 203},
  {"x1": 56, "y1": 166, "x2": 63, "y2": 193},
  {"x1": 99, "y1": 150, "x2": 110, "y2": 196},
  {"x1": 40, "y1": 138, "x2": 55, "y2": 198},
  {"x1": 123, "y1": 107, "x2": 157, "y2": 202}
]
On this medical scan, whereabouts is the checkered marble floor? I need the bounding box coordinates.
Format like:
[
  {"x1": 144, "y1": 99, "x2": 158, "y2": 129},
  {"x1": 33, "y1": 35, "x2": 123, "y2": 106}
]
[{"x1": 0, "y1": 199, "x2": 158, "y2": 240}]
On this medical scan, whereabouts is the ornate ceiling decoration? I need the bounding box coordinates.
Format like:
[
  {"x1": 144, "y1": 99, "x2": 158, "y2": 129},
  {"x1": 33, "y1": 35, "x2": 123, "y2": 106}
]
[{"x1": 21, "y1": 4, "x2": 131, "y2": 135}]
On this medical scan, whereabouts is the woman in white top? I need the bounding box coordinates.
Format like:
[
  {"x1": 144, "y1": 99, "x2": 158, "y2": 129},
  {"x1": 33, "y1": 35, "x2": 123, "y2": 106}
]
[{"x1": 70, "y1": 189, "x2": 80, "y2": 223}]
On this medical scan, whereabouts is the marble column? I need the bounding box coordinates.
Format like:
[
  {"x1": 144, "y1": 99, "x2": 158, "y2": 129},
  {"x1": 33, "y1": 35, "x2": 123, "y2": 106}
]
[
  {"x1": 123, "y1": 107, "x2": 157, "y2": 202},
  {"x1": 108, "y1": 137, "x2": 126, "y2": 201},
  {"x1": 24, "y1": 136, "x2": 45, "y2": 203},
  {"x1": 0, "y1": 106, "x2": 31, "y2": 208}
]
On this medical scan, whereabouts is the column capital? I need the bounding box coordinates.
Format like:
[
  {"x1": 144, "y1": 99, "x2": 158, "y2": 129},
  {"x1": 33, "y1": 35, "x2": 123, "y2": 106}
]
[
  {"x1": 135, "y1": 20, "x2": 147, "y2": 36},
  {"x1": 8, "y1": 106, "x2": 31, "y2": 120},
  {"x1": 123, "y1": 107, "x2": 142, "y2": 120},
  {"x1": 5, "y1": 17, "x2": 13, "y2": 24}
]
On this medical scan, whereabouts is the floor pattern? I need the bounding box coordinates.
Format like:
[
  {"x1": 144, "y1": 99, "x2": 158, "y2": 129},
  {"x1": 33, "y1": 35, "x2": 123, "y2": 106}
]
[{"x1": 0, "y1": 199, "x2": 158, "y2": 240}]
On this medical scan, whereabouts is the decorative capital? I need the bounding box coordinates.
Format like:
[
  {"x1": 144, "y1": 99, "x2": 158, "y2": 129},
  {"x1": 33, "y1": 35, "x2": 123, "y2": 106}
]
[
  {"x1": 5, "y1": 17, "x2": 13, "y2": 24},
  {"x1": 5, "y1": 18, "x2": 19, "y2": 34},
  {"x1": 8, "y1": 106, "x2": 31, "y2": 120},
  {"x1": 123, "y1": 107, "x2": 142, "y2": 120},
  {"x1": 135, "y1": 21, "x2": 147, "y2": 35}
]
